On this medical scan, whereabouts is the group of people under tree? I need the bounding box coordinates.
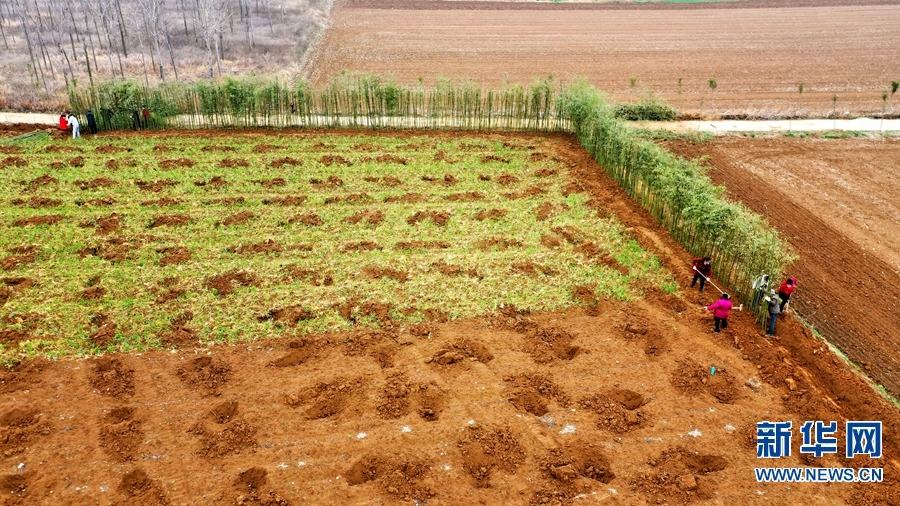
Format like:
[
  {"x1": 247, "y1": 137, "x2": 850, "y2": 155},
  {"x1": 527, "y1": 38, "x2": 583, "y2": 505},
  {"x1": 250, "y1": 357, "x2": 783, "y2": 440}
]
[{"x1": 690, "y1": 256, "x2": 797, "y2": 337}]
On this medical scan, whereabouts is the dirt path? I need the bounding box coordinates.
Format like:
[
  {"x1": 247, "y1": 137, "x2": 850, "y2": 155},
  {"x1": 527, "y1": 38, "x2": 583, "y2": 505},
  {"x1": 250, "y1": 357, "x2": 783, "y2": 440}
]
[
  {"x1": 1, "y1": 130, "x2": 898, "y2": 504},
  {"x1": 306, "y1": 0, "x2": 900, "y2": 117},
  {"x1": 663, "y1": 137, "x2": 900, "y2": 398}
]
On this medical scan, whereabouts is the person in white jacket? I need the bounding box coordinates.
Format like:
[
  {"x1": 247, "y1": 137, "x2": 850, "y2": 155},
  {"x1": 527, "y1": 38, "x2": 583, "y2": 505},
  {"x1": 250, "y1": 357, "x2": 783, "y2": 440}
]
[{"x1": 67, "y1": 114, "x2": 81, "y2": 139}]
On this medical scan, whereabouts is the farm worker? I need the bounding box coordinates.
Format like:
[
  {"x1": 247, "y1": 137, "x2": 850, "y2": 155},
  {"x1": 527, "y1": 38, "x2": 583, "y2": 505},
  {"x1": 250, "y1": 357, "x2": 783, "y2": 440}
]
[
  {"x1": 131, "y1": 110, "x2": 142, "y2": 130},
  {"x1": 142, "y1": 106, "x2": 151, "y2": 127},
  {"x1": 706, "y1": 293, "x2": 732, "y2": 333},
  {"x1": 59, "y1": 114, "x2": 70, "y2": 132},
  {"x1": 778, "y1": 277, "x2": 797, "y2": 313},
  {"x1": 690, "y1": 257, "x2": 712, "y2": 292},
  {"x1": 764, "y1": 288, "x2": 781, "y2": 337},
  {"x1": 67, "y1": 114, "x2": 81, "y2": 139},
  {"x1": 86, "y1": 110, "x2": 98, "y2": 134}
]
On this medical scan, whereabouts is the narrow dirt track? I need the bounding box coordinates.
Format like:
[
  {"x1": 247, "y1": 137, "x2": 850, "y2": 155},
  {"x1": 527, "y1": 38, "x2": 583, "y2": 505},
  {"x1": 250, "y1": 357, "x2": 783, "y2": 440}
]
[
  {"x1": 664, "y1": 138, "x2": 900, "y2": 396},
  {"x1": 306, "y1": 0, "x2": 900, "y2": 117}
]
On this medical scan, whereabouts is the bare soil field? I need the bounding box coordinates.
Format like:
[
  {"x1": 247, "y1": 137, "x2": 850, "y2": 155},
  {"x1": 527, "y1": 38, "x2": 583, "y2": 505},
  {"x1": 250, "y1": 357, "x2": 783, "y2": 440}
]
[
  {"x1": 1, "y1": 131, "x2": 898, "y2": 505},
  {"x1": 663, "y1": 136, "x2": 900, "y2": 397},
  {"x1": 306, "y1": 0, "x2": 900, "y2": 118}
]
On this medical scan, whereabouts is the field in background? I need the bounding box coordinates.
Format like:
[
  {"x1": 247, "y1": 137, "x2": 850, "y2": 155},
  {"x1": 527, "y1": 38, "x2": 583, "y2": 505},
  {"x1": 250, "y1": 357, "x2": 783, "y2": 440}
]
[{"x1": 305, "y1": 0, "x2": 900, "y2": 118}]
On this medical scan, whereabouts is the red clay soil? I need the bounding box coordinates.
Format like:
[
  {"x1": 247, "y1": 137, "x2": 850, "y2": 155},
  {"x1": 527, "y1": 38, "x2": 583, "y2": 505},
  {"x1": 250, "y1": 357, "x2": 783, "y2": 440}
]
[
  {"x1": 1, "y1": 131, "x2": 899, "y2": 505},
  {"x1": 663, "y1": 137, "x2": 900, "y2": 397},
  {"x1": 307, "y1": 0, "x2": 900, "y2": 117}
]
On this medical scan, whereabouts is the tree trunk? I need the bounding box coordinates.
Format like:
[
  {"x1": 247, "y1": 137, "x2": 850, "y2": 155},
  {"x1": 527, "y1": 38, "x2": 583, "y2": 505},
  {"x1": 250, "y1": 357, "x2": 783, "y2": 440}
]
[
  {"x1": 163, "y1": 17, "x2": 179, "y2": 80},
  {"x1": 114, "y1": 0, "x2": 128, "y2": 57}
]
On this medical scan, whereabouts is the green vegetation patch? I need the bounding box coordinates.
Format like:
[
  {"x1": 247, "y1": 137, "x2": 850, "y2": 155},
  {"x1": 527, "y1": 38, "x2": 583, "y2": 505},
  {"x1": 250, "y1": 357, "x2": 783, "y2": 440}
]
[{"x1": 0, "y1": 132, "x2": 674, "y2": 360}]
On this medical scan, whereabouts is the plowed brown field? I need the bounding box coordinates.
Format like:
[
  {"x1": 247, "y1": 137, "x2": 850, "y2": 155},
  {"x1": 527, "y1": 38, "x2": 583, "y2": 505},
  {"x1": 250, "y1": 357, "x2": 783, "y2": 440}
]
[
  {"x1": 306, "y1": 0, "x2": 900, "y2": 118},
  {"x1": 1, "y1": 132, "x2": 899, "y2": 505},
  {"x1": 663, "y1": 137, "x2": 900, "y2": 398}
]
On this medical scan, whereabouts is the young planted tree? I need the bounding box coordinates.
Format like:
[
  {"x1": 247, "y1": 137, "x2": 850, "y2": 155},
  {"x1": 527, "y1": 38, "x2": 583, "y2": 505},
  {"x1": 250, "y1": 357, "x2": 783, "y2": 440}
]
[
  {"x1": 832, "y1": 94, "x2": 838, "y2": 130},
  {"x1": 629, "y1": 76, "x2": 637, "y2": 103},
  {"x1": 708, "y1": 78, "x2": 717, "y2": 118},
  {"x1": 789, "y1": 82, "x2": 803, "y2": 132}
]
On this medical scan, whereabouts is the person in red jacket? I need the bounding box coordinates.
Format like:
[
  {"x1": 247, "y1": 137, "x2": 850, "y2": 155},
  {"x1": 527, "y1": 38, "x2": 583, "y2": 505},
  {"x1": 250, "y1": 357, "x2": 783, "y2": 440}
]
[
  {"x1": 707, "y1": 293, "x2": 733, "y2": 332},
  {"x1": 59, "y1": 114, "x2": 70, "y2": 132},
  {"x1": 691, "y1": 257, "x2": 712, "y2": 292},
  {"x1": 778, "y1": 277, "x2": 797, "y2": 312}
]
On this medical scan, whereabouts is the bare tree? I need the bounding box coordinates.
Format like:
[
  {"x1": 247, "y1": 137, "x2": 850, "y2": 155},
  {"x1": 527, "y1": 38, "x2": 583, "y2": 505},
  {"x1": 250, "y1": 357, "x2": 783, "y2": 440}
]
[{"x1": 193, "y1": 0, "x2": 229, "y2": 78}]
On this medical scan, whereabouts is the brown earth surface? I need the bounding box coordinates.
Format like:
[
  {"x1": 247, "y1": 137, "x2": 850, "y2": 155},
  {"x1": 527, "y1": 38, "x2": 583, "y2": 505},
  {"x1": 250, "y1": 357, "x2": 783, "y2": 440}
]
[
  {"x1": 0, "y1": 130, "x2": 898, "y2": 504},
  {"x1": 306, "y1": 0, "x2": 900, "y2": 117},
  {"x1": 663, "y1": 136, "x2": 900, "y2": 398}
]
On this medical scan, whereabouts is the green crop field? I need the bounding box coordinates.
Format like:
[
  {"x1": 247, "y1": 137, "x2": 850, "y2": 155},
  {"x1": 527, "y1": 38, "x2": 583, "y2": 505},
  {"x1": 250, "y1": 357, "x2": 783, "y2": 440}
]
[{"x1": 0, "y1": 132, "x2": 676, "y2": 361}]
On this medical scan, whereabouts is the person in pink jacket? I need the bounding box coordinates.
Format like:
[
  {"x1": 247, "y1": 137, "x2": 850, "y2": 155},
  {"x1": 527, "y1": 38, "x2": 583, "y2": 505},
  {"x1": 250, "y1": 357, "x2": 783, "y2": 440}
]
[{"x1": 706, "y1": 293, "x2": 733, "y2": 333}]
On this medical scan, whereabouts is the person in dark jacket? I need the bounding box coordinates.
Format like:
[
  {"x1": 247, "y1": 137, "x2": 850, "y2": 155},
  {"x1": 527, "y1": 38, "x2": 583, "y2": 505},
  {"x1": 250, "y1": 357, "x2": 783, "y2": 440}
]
[
  {"x1": 764, "y1": 288, "x2": 781, "y2": 337},
  {"x1": 778, "y1": 277, "x2": 797, "y2": 313},
  {"x1": 131, "y1": 110, "x2": 142, "y2": 130},
  {"x1": 691, "y1": 257, "x2": 712, "y2": 292},
  {"x1": 85, "y1": 110, "x2": 98, "y2": 134}
]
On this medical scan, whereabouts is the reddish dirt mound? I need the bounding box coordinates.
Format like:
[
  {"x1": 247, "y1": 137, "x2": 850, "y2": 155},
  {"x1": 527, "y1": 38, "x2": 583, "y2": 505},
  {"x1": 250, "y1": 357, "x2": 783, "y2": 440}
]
[
  {"x1": 406, "y1": 210, "x2": 450, "y2": 226},
  {"x1": 177, "y1": 356, "x2": 231, "y2": 396},
  {"x1": 79, "y1": 213, "x2": 123, "y2": 235},
  {"x1": 117, "y1": 468, "x2": 169, "y2": 506},
  {"x1": 443, "y1": 191, "x2": 484, "y2": 202},
  {"x1": 89, "y1": 357, "x2": 136, "y2": 398},
  {"x1": 160, "y1": 321, "x2": 198, "y2": 348},
  {"x1": 288, "y1": 212, "x2": 323, "y2": 226},
  {"x1": 429, "y1": 260, "x2": 479, "y2": 277},
  {"x1": 152, "y1": 144, "x2": 174, "y2": 152},
  {"x1": 217, "y1": 211, "x2": 255, "y2": 226},
  {"x1": 73, "y1": 177, "x2": 118, "y2": 190},
  {"x1": 11, "y1": 214, "x2": 63, "y2": 227},
  {"x1": 209, "y1": 401, "x2": 239, "y2": 424},
  {"x1": 580, "y1": 390, "x2": 650, "y2": 433},
  {"x1": 670, "y1": 357, "x2": 739, "y2": 404},
  {"x1": 474, "y1": 237, "x2": 522, "y2": 251},
  {"x1": 269, "y1": 156, "x2": 302, "y2": 168},
  {"x1": 376, "y1": 154, "x2": 407, "y2": 165},
  {"x1": 81, "y1": 196, "x2": 117, "y2": 206},
  {"x1": 392, "y1": 240, "x2": 451, "y2": 251},
  {"x1": 99, "y1": 409, "x2": 144, "y2": 462},
  {"x1": 339, "y1": 241, "x2": 382, "y2": 252},
  {"x1": 157, "y1": 246, "x2": 191, "y2": 266},
  {"x1": 67, "y1": 156, "x2": 85, "y2": 167},
  {"x1": 24, "y1": 174, "x2": 58, "y2": 189},
  {"x1": 319, "y1": 154, "x2": 352, "y2": 166},
  {"x1": 258, "y1": 305, "x2": 315, "y2": 325},
  {"x1": 158, "y1": 157, "x2": 195, "y2": 168},
  {"x1": 262, "y1": 195, "x2": 307, "y2": 206},
  {"x1": 140, "y1": 197, "x2": 182, "y2": 207},
  {"x1": 535, "y1": 201, "x2": 569, "y2": 221},
  {"x1": 1, "y1": 245, "x2": 39, "y2": 271},
  {"x1": 89, "y1": 321, "x2": 117, "y2": 347},
  {"x1": 205, "y1": 270, "x2": 261, "y2": 296},
  {"x1": 284, "y1": 265, "x2": 334, "y2": 286},
  {"x1": 193, "y1": 175, "x2": 228, "y2": 188},
  {"x1": 148, "y1": 214, "x2": 191, "y2": 228},
  {"x1": 361, "y1": 266, "x2": 409, "y2": 282},
  {"x1": 508, "y1": 318, "x2": 582, "y2": 364},
  {"x1": 345, "y1": 454, "x2": 435, "y2": 502},
  {"x1": 384, "y1": 192, "x2": 427, "y2": 203},
  {"x1": 495, "y1": 173, "x2": 519, "y2": 186},
  {"x1": 228, "y1": 238, "x2": 284, "y2": 255},
  {"x1": 201, "y1": 145, "x2": 236, "y2": 152},
  {"x1": 474, "y1": 208, "x2": 507, "y2": 221},
  {"x1": 457, "y1": 425, "x2": 525, "y2": 487},
  {"x1": 562, "y1": 181, "x2": 585, "y2": 196},
  {"x1": 344, "y1": 209, "x2": 385, "y2": 226},
  {"x1": 534, "y1": 168, "x2": 557, "y2": 177},
  {"x1": 0, "y1": 156, "x2": 28, "y2": 168},
  {"x1": 81, "y1": 285, "x2": 106, "y2": 300},
  {"x1": 187, "y1": 419, "x2": 258, "y2": 458},
  {"x1": 254, "y1": 177, "x2": 287, "y2": 187},
  {"x1": 268, "y1": 339, "x2": 320, "y2": 367},
  {"x1": 285, "y1": 377, "x2": 363, "y2": 419},
  {"x1": 313, "y1": 175, "x2": 346, "y2": 189},
  {"x1": 135, "y1": 179, "x2": 177, "y2": 192},
  {"x1": 428, "y1": 337, "x2": 494, "y2": 365},
  {"x1": 629, "y1": 447, "x2": 727, "y2": 503},
  {"x1": 504, "y1": 374, "x2": 570, "y2": 417},
  {"x1": 11, "y1": 196, "x2": 62, "y2": 208}
]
